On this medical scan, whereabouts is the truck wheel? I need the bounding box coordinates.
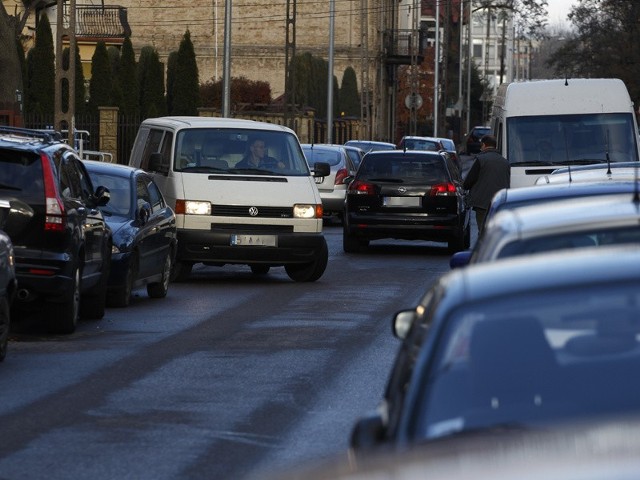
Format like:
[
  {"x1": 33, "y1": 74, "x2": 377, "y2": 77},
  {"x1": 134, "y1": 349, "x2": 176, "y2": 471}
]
[{"x1": 285, "y1": 240, "x2": 328, "y2": 282}]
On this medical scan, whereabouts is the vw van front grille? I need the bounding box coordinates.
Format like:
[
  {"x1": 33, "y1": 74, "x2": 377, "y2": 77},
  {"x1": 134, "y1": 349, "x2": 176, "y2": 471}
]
[{"x1": 211, "y1": 204, "x2": 293, "y2": 218}]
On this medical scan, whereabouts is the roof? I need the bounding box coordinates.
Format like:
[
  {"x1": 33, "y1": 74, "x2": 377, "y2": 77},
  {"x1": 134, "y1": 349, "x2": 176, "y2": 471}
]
[
  {"x1": 536, "y1": 167, "x2": 640, "y2": 185},
  {"x1": 139, "y1": 116, "x2": 296, "y2": 134},
  {"x1": 82, "y1": 159, "x2": 141, "y2": 178}
]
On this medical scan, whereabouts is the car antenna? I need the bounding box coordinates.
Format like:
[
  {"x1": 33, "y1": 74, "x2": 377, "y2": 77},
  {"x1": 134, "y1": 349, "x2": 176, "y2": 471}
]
[
  {"x1": 563, "y1": 127, "x2": 572, "y2": 183},
  {"x1": 605, "y1": 130, "x2": 612, "y2": 175}
]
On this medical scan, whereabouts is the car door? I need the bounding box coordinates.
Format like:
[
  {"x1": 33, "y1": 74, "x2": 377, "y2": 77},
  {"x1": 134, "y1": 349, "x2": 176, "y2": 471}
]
[{"x1": 134, "y1": 174, "x2": 172, "y2": 280}]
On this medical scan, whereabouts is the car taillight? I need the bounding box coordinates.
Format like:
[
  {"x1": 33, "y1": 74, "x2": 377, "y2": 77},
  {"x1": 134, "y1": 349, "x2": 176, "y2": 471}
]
[
  {"x1": 40, "y1": 153, "x2": 65, "y2": 231},
  {"x1": 348, "y1": 180, "x2": 376, "y2": 195},
  {"x1": 430, "y1": 183, "x2": 456, "y2": 196},
  {"x1": 335, "y1": 167, "x2": 349, "y2": 185}
]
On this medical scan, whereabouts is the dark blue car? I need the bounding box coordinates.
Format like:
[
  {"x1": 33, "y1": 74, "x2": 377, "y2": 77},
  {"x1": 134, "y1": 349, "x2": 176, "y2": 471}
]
[{"x1": 83, "y1": 160, "x2": 177, "y2": 307}]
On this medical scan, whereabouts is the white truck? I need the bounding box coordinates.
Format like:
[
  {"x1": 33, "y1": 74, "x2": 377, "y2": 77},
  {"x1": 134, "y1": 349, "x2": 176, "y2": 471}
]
[{"x1": 490, "y1": 78, "x2": 640, "y2": 188}]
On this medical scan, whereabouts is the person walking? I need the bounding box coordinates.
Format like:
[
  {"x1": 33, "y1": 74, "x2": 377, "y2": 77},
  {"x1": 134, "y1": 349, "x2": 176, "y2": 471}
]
[{"x1": 463, "y1": 134, "x2": 510, "y2": 233}]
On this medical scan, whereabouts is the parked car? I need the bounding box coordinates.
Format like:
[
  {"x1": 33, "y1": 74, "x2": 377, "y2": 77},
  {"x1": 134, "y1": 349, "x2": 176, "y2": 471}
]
[
  {"x1": 343, "y1": 150, "x2": 470, "y2": 252},
  {"x1": 0, "y1": 199, "x2": 17, "y2": 362},
  {"x1": 397, "y1": 135, "x2": 445, "y2": 152},
  {"x1": 344, "y1": 140, "x2": 396, "y2": 153},
  {"x1": 451, "y1": 193, "x2": 640, "y2": 268},
  {"x1": 0, "y1": 127, "x2": 112, "y2": 334},
  {"x1": 450, "y1": 180, "x2": 640, "y2": 266},
  {"x1": 342, "y1": 144, "x2": 366, "y2": 170},
  {"x1": 351, "y1": 245, "x2": 640, "y2": 452},
  {"x1": 301, "y1": 144, "x2": 358, "y2": 221},
  {"x1": 463, "y1": 125, "x2": 491, "y2": 154},
  {"x1": 83, "y1": 160, "x2": 177, "y2": 307},
  {"x1": 435, "y1": 137, "x2": 462, "y2": 168}
]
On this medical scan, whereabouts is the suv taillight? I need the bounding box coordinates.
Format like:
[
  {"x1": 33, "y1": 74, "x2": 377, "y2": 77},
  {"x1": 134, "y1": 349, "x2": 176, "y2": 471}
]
[
  {"x1": 348, "y1": 180, "x2": 376, "y2": 195},
  {"x1": 40, "y1": 152, "x2": 66, "y2": 231},
  {"x1": 430, "y1": 183, "x2": 456, "y2": 196},
  {"x1": 335, "y1": 167, "x2": 349, "y2": 185}
]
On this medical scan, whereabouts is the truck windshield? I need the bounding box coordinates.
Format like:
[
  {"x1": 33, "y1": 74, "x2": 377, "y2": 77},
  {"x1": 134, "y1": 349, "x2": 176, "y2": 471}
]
[{"x1": 507, "y1": 113, "x2": 639, "y2": 165}]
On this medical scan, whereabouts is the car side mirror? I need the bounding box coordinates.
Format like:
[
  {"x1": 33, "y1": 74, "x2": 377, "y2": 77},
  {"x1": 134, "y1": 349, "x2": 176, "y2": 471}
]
[
  {"x1": 449, "y1": 250, "x2": 472, "y2": 269},
  {"x1": 350, "y1": 413, "x2": 386, "y2": 451},
  {"x1": 94, "y1": 185, "x2": 111, "y2": 207},
  {"x1": 393, "y1": 309, "x2": 418, "y2": 340},
  {"x1": 137, "y1": 202, "x2": 152, "y2": 225},
  {"x1": 312, "y1": 161, "x2": 330, "y2": 177}
]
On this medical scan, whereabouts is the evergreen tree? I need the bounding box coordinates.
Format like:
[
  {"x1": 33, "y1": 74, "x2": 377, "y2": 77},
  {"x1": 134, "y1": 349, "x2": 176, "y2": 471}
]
[
  {"x1": 118, "y1": 36, "x2": 139, "y2": 115},
  {"x1": 138, "y1": 46, "x2": 166, "y2": 119},
  {"x1": 25, "y1": 12, "x2": 55, "y2": 117},
  {"x1": 338, "y1": 66, "x2": 360, "y2": 117},
  {"x1": 62, "y1": 46, "x2": 87, "y2": 116},
  {"x1": 88, "y1": 41, "x2": 113, "y2": 114},
  {"x1": 107, "y1": 46, "x2": 122, "y2": 110},
  {"x1": 166, "y1": 51, "x2": 178, "y2": 115},
  {"x1": 170, "y1": 30, "x2": 200, "y2": 115}
]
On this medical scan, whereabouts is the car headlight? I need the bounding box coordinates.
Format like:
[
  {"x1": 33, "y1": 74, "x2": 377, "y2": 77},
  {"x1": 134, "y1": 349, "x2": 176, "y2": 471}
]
[
  {"x1": 294, "y1": 204, "x2": 322, "y2": 219},
  {"x1": 184, "y1": 200, "x2": 212, "y2": 215}
]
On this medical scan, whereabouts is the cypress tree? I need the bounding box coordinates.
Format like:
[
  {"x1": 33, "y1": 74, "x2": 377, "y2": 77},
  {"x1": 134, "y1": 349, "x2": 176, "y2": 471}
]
[
  {"x1": 339, "y1": 66, "x2": 360, "y2": 117},
  {"x1": 166, "y1": 51, "x2": 178, "y2": 115},
  {"x1": 62, "y1": 46, "x2": 87, "y2": 116},
  {"x1": 171, "y1": 30, "x2": 200, "y2": 115},
  {"x1": 25, "y1": 12, "x2": 55, "y2": 117},
  {"x1": 138, "y1": 46, "x2": 166, "y2": 119},
  {"x1": 88, "y1": 41, "x2": 113, "y2": 114},
  {"x1": 107, "y1": 46, "x2": 122, "y2": 110},
  {"x1": 118, "y1": 36, "x2": 139, "y2": 115}
]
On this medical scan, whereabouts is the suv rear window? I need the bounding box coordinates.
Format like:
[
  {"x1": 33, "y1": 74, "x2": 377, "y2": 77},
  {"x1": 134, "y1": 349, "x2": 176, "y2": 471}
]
[
  {"x1": 358, "y1": 154, "x2": 449, "y2": 183},
  {"x1": 0, "y1": 149, "x2": 44, "y2": 203}
]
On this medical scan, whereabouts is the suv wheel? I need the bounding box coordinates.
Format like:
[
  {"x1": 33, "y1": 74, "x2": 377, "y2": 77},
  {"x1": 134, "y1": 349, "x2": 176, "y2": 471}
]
[
  {"x1": 80, "y1": 254, "x2": 110, "y2": 320},
  {"x1": 48, "y1": 265, "x2": 80, "y2": 334},
  {"x1": 284, "y1": 240, "x2": 328, "y2": 282}
]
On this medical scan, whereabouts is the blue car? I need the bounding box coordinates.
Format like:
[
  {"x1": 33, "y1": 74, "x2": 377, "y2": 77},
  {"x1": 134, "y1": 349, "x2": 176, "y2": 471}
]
[{"x1": 83, "y1": 160, "x2": 177, "y2": 307}]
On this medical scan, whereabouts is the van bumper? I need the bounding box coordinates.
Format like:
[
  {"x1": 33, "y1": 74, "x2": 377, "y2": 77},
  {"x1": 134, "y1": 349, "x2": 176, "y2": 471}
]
[{"x1": 176, "y1": 229, "x2": 326, "y2": 266}]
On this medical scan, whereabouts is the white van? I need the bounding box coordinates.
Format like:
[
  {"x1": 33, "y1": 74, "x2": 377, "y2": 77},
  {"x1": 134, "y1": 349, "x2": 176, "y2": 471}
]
[
  {"x1": 491, "y1": 78, "x2": 640, "y2": 188},
  {"x1": 128, "y1": 116, "x2": 330, "y2": 282}
]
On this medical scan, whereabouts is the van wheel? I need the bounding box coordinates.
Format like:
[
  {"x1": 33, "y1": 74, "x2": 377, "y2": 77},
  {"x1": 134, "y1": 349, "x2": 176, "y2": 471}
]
[
  {"x1": 171, "y1": 261, "x2": 193, "y2": 282},
  {"x1": 147, "y1": 251, "x2": 172, "y2": 298},
  {"x1": 48, "y1": 265, "x2": 80, "y2": 334},
  {"x1": 285, "y1": 240, "x2": 328, "y2": 282},
  {"x1": 250, "y1": 265, "x2": 270, "y2": 275}
]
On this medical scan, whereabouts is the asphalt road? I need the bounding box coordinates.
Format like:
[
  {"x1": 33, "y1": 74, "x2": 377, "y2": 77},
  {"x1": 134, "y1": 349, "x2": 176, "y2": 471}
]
[{"x1": 0, "y1": 222, "x2": 466, "y2": 480}]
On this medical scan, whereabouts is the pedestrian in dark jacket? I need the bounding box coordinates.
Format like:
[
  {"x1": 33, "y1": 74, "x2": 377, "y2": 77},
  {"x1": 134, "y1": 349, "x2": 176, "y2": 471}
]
[{"x1": 463, "y1": 134, "x2": 510, "y2": 233}]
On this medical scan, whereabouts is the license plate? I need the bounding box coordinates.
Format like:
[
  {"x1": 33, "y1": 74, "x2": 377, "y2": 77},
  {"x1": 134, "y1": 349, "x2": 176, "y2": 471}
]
[
  {"x1": 230, "y1": 234, "x2": 277, "y2": 247},
  {"x1": 383, "y1": 196, "x2": 421, "y2": 207}
]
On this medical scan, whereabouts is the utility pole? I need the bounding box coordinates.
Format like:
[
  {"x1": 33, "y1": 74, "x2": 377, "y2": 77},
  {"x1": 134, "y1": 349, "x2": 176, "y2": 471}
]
[
  {"x1": 326, "y1": 0, "x2": 335, "y2": 143},
  {"x1": 222, "y1": 0, "x2": 231, "y2": 117},
  {"x1": 360, "y1": 0, "x2": 370, "y2": 139},
  {"x1": 284, "y1": 0, "x2": 296, "y2": 129},
  {"x1": 54, "y1": 0, "x2": 76, "y2": 146}
]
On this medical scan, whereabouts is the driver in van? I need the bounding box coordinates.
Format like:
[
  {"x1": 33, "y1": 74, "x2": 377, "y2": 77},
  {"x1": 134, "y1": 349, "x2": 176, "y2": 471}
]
[{"x1": 236, "y1": 137, "x2": 285, "y2": 170}]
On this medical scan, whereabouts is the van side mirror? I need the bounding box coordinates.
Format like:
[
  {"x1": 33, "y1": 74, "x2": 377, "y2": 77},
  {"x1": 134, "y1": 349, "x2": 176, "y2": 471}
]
[
  {"x1": 148, "y1": 152, "x2": 168, "y2": 174},
  {"x1": 312, "y1": 161, "x2": 330, "y2": 177}
]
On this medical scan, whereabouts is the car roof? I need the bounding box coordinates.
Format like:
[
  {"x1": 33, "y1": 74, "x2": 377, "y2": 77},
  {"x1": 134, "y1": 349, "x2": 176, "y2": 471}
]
[
  {"x1": 362, "y1": 149, "x2": 446, "y2": 160},
  {"x1": 485, "y1": 193, "x2": 640, "y2": 237},
  {"x1": 140, "y1": 116, "x2": 296, "y2": 134},
  {"x1": 82, "y1": 159, "x2": 142, "y2": 178},
  {"x1": 551, "y1": 161, "x2": 640, "y2": 175}
]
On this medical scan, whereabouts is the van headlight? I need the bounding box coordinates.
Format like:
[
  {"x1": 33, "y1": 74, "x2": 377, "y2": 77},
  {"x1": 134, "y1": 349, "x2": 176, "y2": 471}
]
[
  {"x1": 185, "y1": 200, "x2": 212, "y2": 215},
  {"x1": 294, "y1": 204, "x2": 321, "y2": 219}
]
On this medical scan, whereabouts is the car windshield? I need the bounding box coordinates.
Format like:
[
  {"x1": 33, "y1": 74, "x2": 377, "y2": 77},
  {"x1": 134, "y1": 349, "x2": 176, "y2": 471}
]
[
  {"x1": 358, "y1": 154, "x2": 449, "y2": 183},
  {"x1": 174, "y1": 128, "x2": 310, "y2": 176},
  {"x1": 302, "y1": 147, "x2": 343, "y2": 167},
  {"x1": 412, "y1": 280, "x2": 640, "y2": 441}
]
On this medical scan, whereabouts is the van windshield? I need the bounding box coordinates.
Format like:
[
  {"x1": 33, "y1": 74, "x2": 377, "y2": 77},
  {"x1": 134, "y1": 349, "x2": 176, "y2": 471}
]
[
  {"x1": 507, "y1": 113, "x2": 639, "y2": 166},
  {"x1": 174, "y1": 128, "x2": 311, "y2": 176}
]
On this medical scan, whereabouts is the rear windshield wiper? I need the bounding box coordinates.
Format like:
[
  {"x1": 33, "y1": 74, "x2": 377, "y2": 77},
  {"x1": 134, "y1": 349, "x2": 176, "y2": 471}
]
[{"x1": 365, "y1": 177, "x2": 405, "y2": 183}]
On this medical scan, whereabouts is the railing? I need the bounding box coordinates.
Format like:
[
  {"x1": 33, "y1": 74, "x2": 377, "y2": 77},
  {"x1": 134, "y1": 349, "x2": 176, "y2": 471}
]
[
  {"x1": 73, "y1": 4, "x2": 131, "y2": 38},
  {"x1": 383, "y1": 29, "x2": 426, "y2": 58}
]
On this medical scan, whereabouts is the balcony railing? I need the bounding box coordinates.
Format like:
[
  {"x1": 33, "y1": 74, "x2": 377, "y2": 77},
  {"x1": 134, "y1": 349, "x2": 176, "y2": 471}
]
[
  {"x1": 72, "y1": 4, "x2": 131, "y2": 39},
  {"x1": 383, "y1": 29, "x2": 427, "y2": 65}
]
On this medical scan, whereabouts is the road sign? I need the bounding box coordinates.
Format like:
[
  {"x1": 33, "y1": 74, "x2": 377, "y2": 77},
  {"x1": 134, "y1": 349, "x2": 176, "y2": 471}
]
[{"x1": 405, "y1": 93, "x2": 423, "y2": 110}]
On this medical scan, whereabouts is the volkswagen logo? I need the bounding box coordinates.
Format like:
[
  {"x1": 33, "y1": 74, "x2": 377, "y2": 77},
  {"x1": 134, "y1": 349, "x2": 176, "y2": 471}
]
[
  {"x1": 248, "y1": 206, "x2": 259, "y2": 216},
  {"x1": 397, "y1": 187, "x2": 407, "y2": 194}
]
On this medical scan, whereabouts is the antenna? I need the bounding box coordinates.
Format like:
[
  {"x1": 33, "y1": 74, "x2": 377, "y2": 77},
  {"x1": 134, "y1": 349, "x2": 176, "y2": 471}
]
[
  {"x1": 563, "y1": 126, "x2": 571, "y2": 183},
  {"x1": 605, "y1": 130, "x2": 612, "y2": 175}
]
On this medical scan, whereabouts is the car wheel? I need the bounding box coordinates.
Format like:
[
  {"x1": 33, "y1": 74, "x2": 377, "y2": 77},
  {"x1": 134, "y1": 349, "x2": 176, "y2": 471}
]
[
  {"x1": 147, "y1": 251, "x2": 172, "y2": 298},
  {"x1": 284, "y1": 239, "x2": 328, "y2": 282},
  {"x1": 0, "y1": 297, "x2": 9, "y2": 362},
  {"x1": 343, "y1": 227, "x2": 368, "y2": 253},
  {"x1": 80, "y1": 252, "x2": 110, "y2": 320},
  {"x1": 107, "y1": 254, "x2": 137, "y2": 308},
  {"x1": 48, "y1": 264, "x2": 80, "y2": 334},
  {"x1": 250, "y1": 264, "x2": 270, "y2": 275},
  {"x1": 171, "y1": 261, "x2": 193, "y2": 282},
  {"x1": 448, "y1": 226, "x2": 467, "y2": 253}
]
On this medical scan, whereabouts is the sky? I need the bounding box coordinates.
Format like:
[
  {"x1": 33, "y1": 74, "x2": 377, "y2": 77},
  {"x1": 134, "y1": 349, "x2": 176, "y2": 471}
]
[{"x1": 546, "y1": 0, "x2": 579, "y2": 26}]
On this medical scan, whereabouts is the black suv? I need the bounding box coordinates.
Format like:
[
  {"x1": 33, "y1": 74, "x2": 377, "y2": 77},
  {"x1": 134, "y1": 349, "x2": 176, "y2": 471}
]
[{"x1": 0, "y1": 127, "x2": 112, "y2": 333}]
